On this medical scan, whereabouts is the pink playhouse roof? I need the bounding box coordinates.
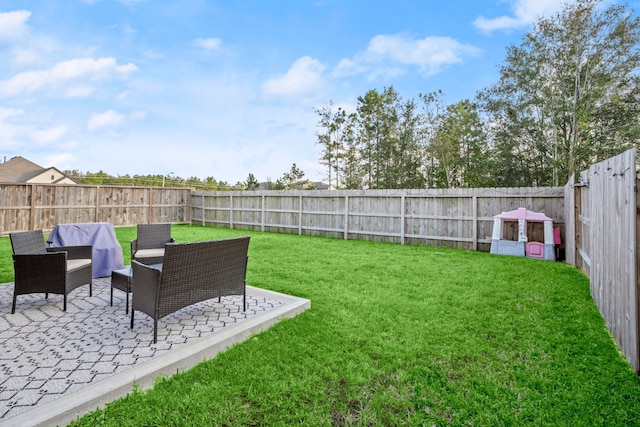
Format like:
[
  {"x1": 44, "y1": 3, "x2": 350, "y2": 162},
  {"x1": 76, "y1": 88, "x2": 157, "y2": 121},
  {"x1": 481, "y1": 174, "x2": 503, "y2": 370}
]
[{"x1": 494, "y1": 207, "x2": 552, "y2": 222}]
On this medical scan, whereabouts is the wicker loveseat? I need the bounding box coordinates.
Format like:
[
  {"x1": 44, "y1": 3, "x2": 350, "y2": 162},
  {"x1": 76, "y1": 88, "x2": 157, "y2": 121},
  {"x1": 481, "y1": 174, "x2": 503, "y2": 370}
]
[{"x1": 130, "y1": 236, "x2": 250, "y2": 343}]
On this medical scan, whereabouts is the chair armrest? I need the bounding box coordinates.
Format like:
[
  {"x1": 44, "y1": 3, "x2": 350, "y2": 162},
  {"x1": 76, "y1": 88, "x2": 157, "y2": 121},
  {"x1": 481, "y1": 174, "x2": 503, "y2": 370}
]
[
  {"x1": 132, "y1": 259, "x2": 162, "y2": 279},
  {"x1": 13, "y1": 252, "x2": 67, "y2": 280},
  {"x1": 132, "y1": 260, "x2": 162, "y2": 312},
  {"x1": 47, "y1": 245, "x2": 92, "y2": 260}
]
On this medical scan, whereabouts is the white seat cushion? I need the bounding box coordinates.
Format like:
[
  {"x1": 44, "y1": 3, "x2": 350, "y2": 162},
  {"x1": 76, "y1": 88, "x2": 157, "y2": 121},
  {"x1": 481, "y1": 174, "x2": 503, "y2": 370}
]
[
  {"x1": 134, "y1": 248, "x2": 165, "y2": 259},
  {"x1": 67, "y1": 258, "x2": 92, "y2": 272}
]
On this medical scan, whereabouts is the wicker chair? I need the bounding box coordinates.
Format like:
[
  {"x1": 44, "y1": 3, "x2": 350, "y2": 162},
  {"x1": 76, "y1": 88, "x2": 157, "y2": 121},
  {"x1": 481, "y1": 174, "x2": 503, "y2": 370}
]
[
  {"x1": 9, "y1": 229, "x2": 93, "y2": 313},
  {"x1": 131, "y1": 236, "x2": 250, "y2": 343},
  {"x1": 130, "y1": 223, "x2": 174, "y2": 265}
]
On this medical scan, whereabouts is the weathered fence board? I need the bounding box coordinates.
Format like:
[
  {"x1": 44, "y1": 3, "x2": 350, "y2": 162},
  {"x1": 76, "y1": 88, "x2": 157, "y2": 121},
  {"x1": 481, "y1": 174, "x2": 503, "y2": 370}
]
[
  {"x1": 565, "y1": 148, "x2": 639, "y2": 373},
  {"x1": 191, "y1": 188, "x2": 565, "y2": 251},
  {"x1": 0, "y1": 184, "x2": 191, "y2": 234}
]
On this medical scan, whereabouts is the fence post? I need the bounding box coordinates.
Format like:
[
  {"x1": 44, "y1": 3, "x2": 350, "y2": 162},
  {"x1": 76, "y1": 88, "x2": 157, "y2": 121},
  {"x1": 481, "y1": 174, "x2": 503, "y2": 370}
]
[
  {"x1": 29, "y1": 184, "x2": 35, "y2": 230},
  {"x1": 344, "y1": 195, "x2": 349, "y2": 240},
  {"x1": 95, "y1": 186, "x2": 100, "y2": 222},
  {"x1": 147, "y1": 187, "x2": 152, "y2": 224},
  {"x1": 574, "y1": 185, "x2": 582, "y2": 270},
  {"x1": 472, "y1": 195, "x2": 478, "y2": 251},
  {"x1": 261, "y1": 194, "x2": 265, "y2": 232},
  {"x1": 298, "y1": 195, "x2": 303, "y2": 235},
  {"x1": 229, "y1": 195, "x2": 234, "y2": 229},
  {"x1": 400, "y1": 194, "x2": 405, "y2": 245}
]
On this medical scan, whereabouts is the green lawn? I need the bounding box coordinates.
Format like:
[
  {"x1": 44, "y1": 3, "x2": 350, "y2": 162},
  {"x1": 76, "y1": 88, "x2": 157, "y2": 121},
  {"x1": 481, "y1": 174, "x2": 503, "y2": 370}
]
[{"x1": 2, "y1": 224, "x2": 640, "y2": 425}]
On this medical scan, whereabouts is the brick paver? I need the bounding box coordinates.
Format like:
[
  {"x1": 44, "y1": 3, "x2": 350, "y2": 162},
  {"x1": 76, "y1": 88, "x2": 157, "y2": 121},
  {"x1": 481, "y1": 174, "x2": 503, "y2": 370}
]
[{"x1": 0, "y1": 278, "x2": 283, "y2": 421}]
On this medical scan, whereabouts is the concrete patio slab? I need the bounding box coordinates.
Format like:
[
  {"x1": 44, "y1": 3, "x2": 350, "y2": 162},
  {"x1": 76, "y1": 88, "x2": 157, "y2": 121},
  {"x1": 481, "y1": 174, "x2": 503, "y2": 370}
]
[{"x1": 0, "y1": 278, "x2": 310, "y2": 427}]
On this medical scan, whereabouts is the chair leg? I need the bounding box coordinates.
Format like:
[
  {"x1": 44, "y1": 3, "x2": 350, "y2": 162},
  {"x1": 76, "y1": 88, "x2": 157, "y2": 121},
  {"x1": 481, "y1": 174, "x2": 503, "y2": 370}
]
[
  {"x1": 130, "y1": 309, "x2": 134, "y2": 329},
  {"x1": 11, "y1": 293, "x2": 16, "y2": 314},
  {"x1": 110, "y1": 287, "x2": 114, "y2": 306},
  {"x1": 89, "y1": 282, "x2": 93, "y2": 297},
  {"x1": 153, "y1": 319, "x2": 158, "y2": 344},
  {"x1": 63, "y1": 295, "x2": 67, "y2": 312}
]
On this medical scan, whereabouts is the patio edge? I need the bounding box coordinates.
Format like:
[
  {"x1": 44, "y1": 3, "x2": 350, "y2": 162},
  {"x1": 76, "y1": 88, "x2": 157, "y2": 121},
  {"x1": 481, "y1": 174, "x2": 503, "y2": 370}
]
[{"x1": 0, "y1": 286, "x2": 310, "y2": 427}]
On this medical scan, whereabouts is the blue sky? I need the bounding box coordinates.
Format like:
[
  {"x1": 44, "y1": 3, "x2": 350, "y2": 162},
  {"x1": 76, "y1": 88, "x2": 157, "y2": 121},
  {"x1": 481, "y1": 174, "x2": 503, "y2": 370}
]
[{"x1": 0, "y1": 0, "x2": 629, "y2": 184}]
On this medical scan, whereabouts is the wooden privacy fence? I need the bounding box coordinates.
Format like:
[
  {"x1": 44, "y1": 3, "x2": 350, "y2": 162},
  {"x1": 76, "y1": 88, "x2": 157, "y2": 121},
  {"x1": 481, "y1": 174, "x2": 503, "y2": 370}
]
[
  {"x1": 0, "y1": 184, "x2": 191, "y2": 234},
  {"x1": 3, "y1": 175, "x2": 638, "y2": 372},
  {"x1": 564, "y1": 148, "x2": 639, "y2": 374},
  {"x1": 191, "y1": 187, "x2": 565, "y2": 251}
]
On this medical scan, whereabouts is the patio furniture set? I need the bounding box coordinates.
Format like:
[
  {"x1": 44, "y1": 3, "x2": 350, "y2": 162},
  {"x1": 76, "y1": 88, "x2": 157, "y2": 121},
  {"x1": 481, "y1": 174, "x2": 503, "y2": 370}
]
[{"x1": 8, "y1": 224, "x2": 251, "y2": 343}]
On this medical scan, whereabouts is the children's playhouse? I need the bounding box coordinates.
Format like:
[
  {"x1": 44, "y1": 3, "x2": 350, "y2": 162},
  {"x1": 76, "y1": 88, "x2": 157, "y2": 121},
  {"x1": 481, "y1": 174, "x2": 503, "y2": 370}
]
[{"x1": 489, "y1": 207, "x2": 557, "y2": 261}]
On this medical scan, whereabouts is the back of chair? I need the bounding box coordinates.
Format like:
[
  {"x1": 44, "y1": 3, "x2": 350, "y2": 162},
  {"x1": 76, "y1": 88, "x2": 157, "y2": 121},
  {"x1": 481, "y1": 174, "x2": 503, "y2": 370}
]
[
  {"x1": 157, "y1": 236, "x2": 250, "y2": 319},
  {"x1": 137, "y1": 223, "x2": 172, "y2": 250},
  {"x1": 10, "y1": 230, "x2": 47, "y2": 255}
]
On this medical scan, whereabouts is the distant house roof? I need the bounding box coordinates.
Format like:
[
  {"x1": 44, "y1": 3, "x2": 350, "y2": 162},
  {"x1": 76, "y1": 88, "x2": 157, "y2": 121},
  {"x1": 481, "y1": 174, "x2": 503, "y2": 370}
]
[
  {"x1": 307, "y1": 181, "x2": 333, "y2": 190},
  {"x1": 0, "y1": 156, "x2": 77, "y2": 185}
]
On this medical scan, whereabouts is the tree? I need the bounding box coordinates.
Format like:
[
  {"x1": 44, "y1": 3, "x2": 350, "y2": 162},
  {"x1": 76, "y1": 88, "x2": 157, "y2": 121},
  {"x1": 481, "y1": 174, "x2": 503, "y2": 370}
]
[
  {"x1": 417, "y1": 91, "x2": 447, "y2": 188},
  {"x1": 356, "y1": 87, "x2": 401, "y2": 189},
  {"x1": 429, "y1": 100, "x2": 491, "y2": 188},
  {"x1": 316, "y1": 90, "x2": 422, "y2": 189},
  {"x1": 244, "y1": 173, "x2": 259, "y2": 190},
  {"x1": 339, "y1": 111, "x2": 364, "y2": 189},
  {"x1": 83, "y1": 170, "x2": 109, "y2": 185},
  {"x1": 278, "y1": 163, "x2": 306, "y2": 190},
  {"x1": 478, "y1": 0, "x2": 640, "y2": 186},
  {"x1": 395, "y1": 97, "x2": 426, "y2": 189},
  {"x1": 315, "y1": 100, "x2": 347, "y2": 189}
]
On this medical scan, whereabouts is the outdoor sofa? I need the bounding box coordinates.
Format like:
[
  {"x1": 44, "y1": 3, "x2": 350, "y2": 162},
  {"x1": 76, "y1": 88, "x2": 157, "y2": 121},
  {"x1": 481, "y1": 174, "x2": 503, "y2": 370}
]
[{"x1": 130, "y1": 236, "x2": 250, "y2": 343}]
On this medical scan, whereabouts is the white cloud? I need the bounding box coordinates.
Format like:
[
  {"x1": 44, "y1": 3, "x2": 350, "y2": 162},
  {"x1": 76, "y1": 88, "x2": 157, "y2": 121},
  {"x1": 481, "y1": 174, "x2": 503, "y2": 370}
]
[
  {"x1": 65, "y1": 86, "x2": 95, "y2": 98},
  {"x1": 0, "y1": 107, "x2": 25, "y2": 121},
  {"x1": 87, "y1": 109, "x2": 125, "y2": 133},
  {"x1": 42, "y1": 153, "x2": 77, "y2": 171},
  {"x1": 261, "y1": 56, "x2": 326, "y2": 97},
  {"x1": 0, "y1": 109, "x2": 70, "y2": 150},
  {"x1": 192, "y1": 38, "x2": 222, "y2": 50},
  {"x1": 87, "y1": 109, "x2": 145, "y2": 134},
  {"x1": 0, "y1": 108, "x2": 25, "y2": 149},
  {"x1": 473, "y1": 0, "x2": 573, "y2": 33},
  {"x1": 34, "y1": 125, "x2": 68, "y2": 144},
  {"x1": 11, "y1": 48, "x2": 41, "y2": 66},
  {"x1": 333, "y1": 33, "x2": 480, "y2": 80},
  {"x1": 0, "y1": 57, "x2": 138, "y2": 98},
  {"x1": 0, "y1": 10, "x2": 30, "y2": 43}
]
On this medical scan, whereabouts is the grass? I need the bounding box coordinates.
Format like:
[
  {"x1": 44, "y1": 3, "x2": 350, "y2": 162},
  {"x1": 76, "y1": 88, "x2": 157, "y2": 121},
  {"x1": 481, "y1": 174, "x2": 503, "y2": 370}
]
[{"x1": 2, "y1": 224, "x2": 640, "y2": 425}]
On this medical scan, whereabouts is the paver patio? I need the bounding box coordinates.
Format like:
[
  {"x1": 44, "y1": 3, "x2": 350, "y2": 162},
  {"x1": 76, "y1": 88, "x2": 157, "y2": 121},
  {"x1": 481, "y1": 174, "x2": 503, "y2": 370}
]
[{"x1": 0, "y1": 277, "x2": 310, "y2": 427}]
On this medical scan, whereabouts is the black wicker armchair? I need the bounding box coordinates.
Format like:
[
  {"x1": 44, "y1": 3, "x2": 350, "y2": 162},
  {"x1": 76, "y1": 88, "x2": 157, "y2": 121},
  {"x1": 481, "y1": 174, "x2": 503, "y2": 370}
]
[
  {"x1": 9, "y1": 229, "x2": 93, "y2": 313},
  {"x1": 130, "y1": 223, "x2": 174, "y2": 265},
  {"x1": 131, "y1": 236, "x2": 250, "y2": 343}
]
